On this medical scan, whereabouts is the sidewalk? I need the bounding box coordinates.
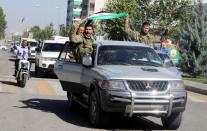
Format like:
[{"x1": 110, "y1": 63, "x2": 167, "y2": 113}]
[{"x1": 184, "y1": 80, "x2": 207, "y2": 95}]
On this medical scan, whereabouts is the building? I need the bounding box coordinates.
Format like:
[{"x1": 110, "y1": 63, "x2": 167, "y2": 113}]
[
  {"x1": 66, "y1": 0, "x2": 108, "y2": 28},
  {"x1": 66, "y1": 0, "x2": 83, "y2": 27}
]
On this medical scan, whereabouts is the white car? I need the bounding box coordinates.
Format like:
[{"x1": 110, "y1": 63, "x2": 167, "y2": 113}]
[
  {"x1": 0, "y1": 45, "x2": 8, "y2": 51},
  {"x1": 35, "y1": 39, "x2": 67, "y2": 77}
]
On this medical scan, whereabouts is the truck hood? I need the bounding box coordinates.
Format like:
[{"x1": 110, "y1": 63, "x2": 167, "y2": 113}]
[
  {"x1": 41, "y1": 52, "x2": 60, "y2": 58},
  {"x1": 93, "y1": 65, "x2": 181, "y2": 80}
]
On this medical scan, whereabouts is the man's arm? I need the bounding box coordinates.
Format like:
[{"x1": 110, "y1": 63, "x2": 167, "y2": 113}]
[
  {"x1": 124, "y1": 17, "x2": 140, "y2": 41},
  {"x1": 69, "y1": 20, "x2": 86, "y2": 43}
]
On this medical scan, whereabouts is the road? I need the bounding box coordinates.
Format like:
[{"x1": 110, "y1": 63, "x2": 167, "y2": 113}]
[{"x1": 0, "y1": 49, "x2": 207, "y2": 131}]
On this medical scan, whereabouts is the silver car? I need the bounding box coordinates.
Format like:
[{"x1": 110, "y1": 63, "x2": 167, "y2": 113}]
[{"x1": 54, "y1": 41, "x2": 187, "y2": 129}]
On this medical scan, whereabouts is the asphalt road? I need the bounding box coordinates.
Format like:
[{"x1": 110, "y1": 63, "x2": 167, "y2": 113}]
[{"x1": 0, "y1": 49, "x2": 207, "y2": 131}]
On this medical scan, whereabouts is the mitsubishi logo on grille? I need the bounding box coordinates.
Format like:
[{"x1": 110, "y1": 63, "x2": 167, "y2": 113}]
[{"x1": 145, "y1": 82, "x2": 152, "y2": 89}]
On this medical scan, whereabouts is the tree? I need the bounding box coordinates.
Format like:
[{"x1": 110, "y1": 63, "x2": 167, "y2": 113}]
[
  {"x1": 29, "y1": 23, "x2": 56, "y2": 41},
  {"x1": 104, "y1": 0, "x2": 192, "y2": 40},
  {"x1": 0, "y1": 7, "x2": 7, "y2": 39},
  {"x1": 151, "y1": 0, "x2": 192, "y2": 39},
  {"x1": 59, "y1": 24, "x2": 70, "y2": 37},
  {"x1": 30, "y1": 26, "x2": 41, "y2": 41},
  {"x1": 41, "y1": 23, "x2": 56, "y2": 40},
  {"x1": 179, "y1": 0, "x2": 207, "y2": 77},
  {"x1": 104, "y1": 0, "x2": 137, "y2": 40}
]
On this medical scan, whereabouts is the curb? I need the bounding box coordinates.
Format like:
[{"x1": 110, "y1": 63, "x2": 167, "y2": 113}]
[{"x1": 185, "y1": 85, "x2": 207, "y2": 96}]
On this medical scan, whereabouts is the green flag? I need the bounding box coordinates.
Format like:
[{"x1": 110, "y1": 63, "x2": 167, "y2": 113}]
[
  {"x1": 168, "y1": 46, "x2": 180, "y2": 65},
  {"x1": 87, "y1": 13, "x2": 128, "y2": 20}
]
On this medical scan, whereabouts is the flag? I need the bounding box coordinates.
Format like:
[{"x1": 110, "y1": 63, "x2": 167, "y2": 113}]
[
  {"x1": 87, "y1": 13, "x2": 128, "y2": 20},
  {"x1": 21, "y1": 17, "x2": 25, "y2": 23}
]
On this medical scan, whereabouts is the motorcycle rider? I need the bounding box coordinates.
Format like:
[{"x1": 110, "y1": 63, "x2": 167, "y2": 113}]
[{"x1": 14, "y1": 40, "x2": 31, "y2": 76}]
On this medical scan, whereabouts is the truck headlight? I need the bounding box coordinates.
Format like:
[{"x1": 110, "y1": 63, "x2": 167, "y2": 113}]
[
  {"x1": 42, "y1": 57, "x2": 51, "y2": 61},
  {"x1": 169, "y1": 80, "x2": 185, "y2": 92},
  {"x1": 99, "y1": 80, "x2": 126, "y2": 90}
]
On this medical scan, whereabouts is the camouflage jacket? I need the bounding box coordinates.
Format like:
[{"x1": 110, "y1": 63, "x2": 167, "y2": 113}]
[
  {"x1": 69, "y1": 23, "x2": 83, "y2": 45},
  {"x1": 126, "y1": 28, "x2": 157, "y2": 46}
]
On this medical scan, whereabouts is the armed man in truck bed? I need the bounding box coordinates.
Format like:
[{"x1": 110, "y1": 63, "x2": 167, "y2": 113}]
[{"x1": 69, "y1": 20, "x2": 94, "y2": 62}]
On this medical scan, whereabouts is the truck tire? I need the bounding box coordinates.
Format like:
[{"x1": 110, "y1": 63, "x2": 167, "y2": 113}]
[
  {"x1": 89, "y1": 90, "x2": 109, "y2": 127},
  {"x1": 35, "y1": 65, "x2": 38, "y2": 75},
  {"x1": 67, "y1": 92, "x2": 78, "y2": 110},
  {"x1": 161, "y1": 112, "x2": 182, "y2": 130},
  {"x1": 20, "y1": 74, "x2": 27, "y2": 87},
  {"x1": 35, "y1": 66, "x2": 44, "y2": 77}
]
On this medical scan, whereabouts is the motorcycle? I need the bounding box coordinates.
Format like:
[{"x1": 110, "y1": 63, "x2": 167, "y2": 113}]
[{"x1": 16, "y1": 53, "x2": 30, "y2": 87}]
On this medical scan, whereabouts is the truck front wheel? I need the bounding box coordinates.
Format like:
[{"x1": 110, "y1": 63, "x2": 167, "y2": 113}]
[
  {"x1": 89, "y1": 90, "x2": 109, "y2": 127},
  {"x1": 161, "y1": 112, "x2": 182, "y2": 130}
]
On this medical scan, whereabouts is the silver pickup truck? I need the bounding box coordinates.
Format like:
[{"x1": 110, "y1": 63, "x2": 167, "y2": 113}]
[{"x1": 54, "y1": 41, "x2": 187, "y2": 129}]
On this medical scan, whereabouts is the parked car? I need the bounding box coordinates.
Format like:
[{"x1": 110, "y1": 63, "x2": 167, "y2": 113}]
[
  {"x1": 54, "y1": 41, "x2": 187, "y2": 129},
  {"x1": 35, "y1": 39, "x2": 67, "y2": 77},
  {"x1": 0, "y1": 45, "x2": 8, "y2": 51}
]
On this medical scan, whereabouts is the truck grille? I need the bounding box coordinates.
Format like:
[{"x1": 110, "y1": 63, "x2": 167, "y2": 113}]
[
  {"x1": 127, "y1": 80, "x2": 168, "y2": 92},
  {"x1": 48, "y1": 64, "x2": 54, "y2": 69}
]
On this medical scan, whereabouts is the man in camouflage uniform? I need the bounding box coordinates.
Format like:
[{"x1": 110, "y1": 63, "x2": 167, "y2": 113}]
[
  {"x1": 69, "y1": 22, "x2": 85, "y2": 61},
  {"x1": 69, "y1": 22, "x2": 94, "y2": 62},
  {"x1": 125, "y1": 20, "x2": 160, "y2": 47}
]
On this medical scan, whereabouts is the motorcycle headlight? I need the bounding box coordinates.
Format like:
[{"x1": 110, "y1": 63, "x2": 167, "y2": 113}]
[
  {"x1": 21, "y1": 62, "x2": 29, "y2": 69},
  {"x1": 169, "y1": 80, "x2": 185, "y2": 92},
  {"x1": 99, "y1": 80, "x2": 126, "y2": 90}
]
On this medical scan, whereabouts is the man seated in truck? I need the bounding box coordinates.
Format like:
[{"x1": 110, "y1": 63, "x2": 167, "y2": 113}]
[{"x1": 69, "y1": 21, "x2": 94, "y2": 63}]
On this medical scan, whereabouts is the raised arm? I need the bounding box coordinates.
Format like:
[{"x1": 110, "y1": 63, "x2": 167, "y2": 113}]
[{"x1": 125, "y1": 17, "x2": 140, "y2": 41}]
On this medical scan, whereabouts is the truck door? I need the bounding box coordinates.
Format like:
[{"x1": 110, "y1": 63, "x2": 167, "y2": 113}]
[{"x1": 54, "y1": 42, "x2": 83, "y2": 93}]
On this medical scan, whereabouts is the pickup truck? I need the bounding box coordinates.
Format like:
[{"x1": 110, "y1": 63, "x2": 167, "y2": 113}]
[{"x1": 54, "y1": 41, "x2": 187, "y2": 129}]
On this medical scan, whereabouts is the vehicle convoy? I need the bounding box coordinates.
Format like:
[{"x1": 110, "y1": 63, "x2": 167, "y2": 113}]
[
  {"x1": 54, "y1": 41, "x2": 187, "y2": 129},
  {"x1": 35, "y1": 38, "x2": 68, "y2": 76}
]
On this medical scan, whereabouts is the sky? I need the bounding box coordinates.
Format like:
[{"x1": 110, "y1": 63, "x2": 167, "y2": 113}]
[{"x1": 0, "y1": 0, "x2": 67, "y2": 36}]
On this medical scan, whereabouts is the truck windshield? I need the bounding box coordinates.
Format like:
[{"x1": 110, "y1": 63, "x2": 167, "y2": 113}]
[
  {"x1": 29, "y1": 42, "x2": 38, "y2": 47},
  {"x1": 97, "y1": 46, "x2": 162, "y2": 66},
  {"x1": 42, "y1": 43, "x2": 64, "y2": 52}
]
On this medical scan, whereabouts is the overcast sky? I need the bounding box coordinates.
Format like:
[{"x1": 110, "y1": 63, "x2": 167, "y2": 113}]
[
  {"x1": 0, "y1": 0, "x2": 207, "y2": 36},
  {"x1": 0, "y1": 0, "x2": 67, "y2": 35}
]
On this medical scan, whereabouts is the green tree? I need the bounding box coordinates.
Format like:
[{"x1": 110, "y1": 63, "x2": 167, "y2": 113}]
[
  {"x1": 104, "y1": 0, "x2": 137, "y2": 40},
  {"x1": 179, "y1": 0, "x2": 207, "y2": 77},
  {"x1": 59, "y1": 24, "x2": 70, "y2": 37},
  {"x1": 29, "y1": 23, "x2": 56, "y2": 41},
  {"x1": 30, "y1": 26, "x2": 41, "y2": 41},
  {"x1": 41, "y1": 23, "x2": 56, "y2": 40},
  {"x1": 104, "y1": 0, "x2": 192, "y2": 40},
  {"x1": 0, "y1": 7, "x2": 7, "y2": 39},
  {"x1": 152, "y1": 0, "x2": 192, "y2": 39}
]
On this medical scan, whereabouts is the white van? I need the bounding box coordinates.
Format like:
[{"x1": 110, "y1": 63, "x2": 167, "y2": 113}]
[
  {"x1": 21, "y1": 38, "x2": 38, "y2": 61},
  {"x1": 35, "y1": 39, "x2": 67, "y2": 76}
]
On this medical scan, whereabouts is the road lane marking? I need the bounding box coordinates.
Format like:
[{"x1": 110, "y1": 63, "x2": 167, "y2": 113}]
[
  {"x1": 188, "y1": 91, "x2": 207, "y2": 103},
  {"x1": 33, "y1": 79, "x2": 55, "y2": 96},
  {"x1": 47, "y1": 80, "x2": 66, "y2": 96}
]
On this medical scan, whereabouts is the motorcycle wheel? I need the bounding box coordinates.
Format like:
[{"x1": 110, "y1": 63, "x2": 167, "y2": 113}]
[{"x1": 20, "y1": 74, "x2": 27, "y2": 87}]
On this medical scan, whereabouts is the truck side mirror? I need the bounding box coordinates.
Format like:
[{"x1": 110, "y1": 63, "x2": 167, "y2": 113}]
[
  {"x1": 163, "y1": 59, "x2": 173, "y2": 68},
  {"x1": 35, "y1": 48, "x2": 40, "y2": 52},
  {"x1": 82, "y1": 54, "x2": 92, "y2": 67}
]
